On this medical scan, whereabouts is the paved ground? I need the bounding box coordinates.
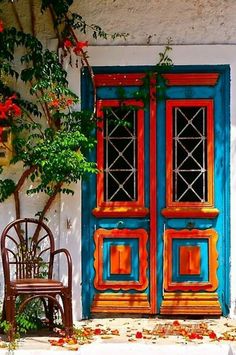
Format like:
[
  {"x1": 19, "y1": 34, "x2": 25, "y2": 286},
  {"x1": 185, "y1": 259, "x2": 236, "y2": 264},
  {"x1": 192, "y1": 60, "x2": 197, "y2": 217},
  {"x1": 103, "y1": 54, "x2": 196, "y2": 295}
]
[
  {"x1": 1, "y1": 318, "x2": 236, "y2": 355},
  {"x1": 5, "y1": 317, "x2": 236, "y2": 352}
]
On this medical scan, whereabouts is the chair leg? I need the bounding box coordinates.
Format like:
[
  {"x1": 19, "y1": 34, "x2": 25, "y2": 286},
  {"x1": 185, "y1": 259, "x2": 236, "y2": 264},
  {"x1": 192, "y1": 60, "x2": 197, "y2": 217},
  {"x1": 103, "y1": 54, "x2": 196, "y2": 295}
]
[
  {"x1": 47, "y1": 297, "x2": 54, "y2": 331},
  {"x1": 5, "y1": 295, "x2": 16, "y2": 342},
  {"x1": 1, "y1": 297, "x2": 6, "y2": 323},
  {"x1": 62, "y1": 293, "x2": 73, "y2": 337},
  {"x1": 0, "y1": 297, "x2": 6, "y2": 334}
]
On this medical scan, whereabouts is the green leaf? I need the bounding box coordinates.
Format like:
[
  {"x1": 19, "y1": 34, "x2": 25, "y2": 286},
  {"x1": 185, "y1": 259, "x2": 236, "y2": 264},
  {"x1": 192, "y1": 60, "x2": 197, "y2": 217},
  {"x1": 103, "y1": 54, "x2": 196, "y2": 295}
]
[
  {"x1": 0, "y1": 179, "x2": 16, "y2": 202},
  {"x1": 21, "y1": 68, "x2": 35, "y2": 82}
]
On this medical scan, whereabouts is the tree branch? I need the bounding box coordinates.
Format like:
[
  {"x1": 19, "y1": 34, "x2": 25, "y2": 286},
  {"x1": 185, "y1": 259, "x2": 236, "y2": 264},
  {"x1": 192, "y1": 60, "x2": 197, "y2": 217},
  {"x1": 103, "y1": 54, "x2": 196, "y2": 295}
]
[
  {"x1": 13, "y1": 166, "x2": 37, "y2": 219},
  {"x1": 38, "y1": 182, "x2": 63, "y2": 224},
  {"x1": 29, "y1": 0, "x2": 36, "y2": 36},
  {"x1": 11, "y1": 2, "x2": 24, "y2": 32},
  {"x1": 48, "y1": 5, "x2": 62, "y2": 49},
  {"x1": 32, "y1": 182, "x2": 62, "y2": 241}
]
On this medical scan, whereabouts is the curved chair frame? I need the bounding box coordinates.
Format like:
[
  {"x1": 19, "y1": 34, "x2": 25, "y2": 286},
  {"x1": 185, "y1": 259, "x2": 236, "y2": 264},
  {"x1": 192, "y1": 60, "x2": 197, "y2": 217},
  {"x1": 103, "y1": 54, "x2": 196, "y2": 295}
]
[{"x1": 1, "y1": 218, "x2": 73, "y2": 340}]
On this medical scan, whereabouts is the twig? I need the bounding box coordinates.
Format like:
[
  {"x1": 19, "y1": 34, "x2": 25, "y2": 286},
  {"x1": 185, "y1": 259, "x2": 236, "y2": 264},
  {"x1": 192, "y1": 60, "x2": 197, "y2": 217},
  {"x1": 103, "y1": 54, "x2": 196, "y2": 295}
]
[
  {"x1": 13, "y1": 190, "x2": 20, "y2": 220},
  {"x1": 32, "y1": 182, "x2": 63, "y2": 240},
  {"x1": 13, "y1": 166, "x2": 37, "y2": 219},
  {"x1": 11, "y1": 2, "x2": 24, "y2": 32},
  {"x1": 40, "y1": 92, "x2": 53, "y2": 128},
  {"x1": 33, "y1": 89, "x2": 51, "y2": 126},
  {"x1": 48, "y1": 5, "x2": 62, "y2": 49},
  {"x1": 1, "y1": 141, "x2": 13, "y2": 153},
  {"x1": 65, "y1": 18, "x2": 97, "y2": 119},
  {"x1": 20, "y1": 108, "x2": 45, "y2": 136},
  {"x1": 67, "y1": 9, "x2": 128, "y2": 41},
  {"x1": 38, "y1": 182, "x2": 62, "y2": 224},
  {"x1": 29, "y1": 0, "x2": 36, "y2": 36}
]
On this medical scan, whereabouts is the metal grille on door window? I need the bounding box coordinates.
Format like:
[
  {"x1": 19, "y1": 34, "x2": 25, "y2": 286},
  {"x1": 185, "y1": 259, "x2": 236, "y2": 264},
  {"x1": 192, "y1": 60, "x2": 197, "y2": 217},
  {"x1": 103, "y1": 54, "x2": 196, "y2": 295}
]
[
  {"x1": 173, "y1": 106, "x2": 207, "y2": 202},
  {"x1": 103, "y1": 107, "x2": 137, "y2": 202}
]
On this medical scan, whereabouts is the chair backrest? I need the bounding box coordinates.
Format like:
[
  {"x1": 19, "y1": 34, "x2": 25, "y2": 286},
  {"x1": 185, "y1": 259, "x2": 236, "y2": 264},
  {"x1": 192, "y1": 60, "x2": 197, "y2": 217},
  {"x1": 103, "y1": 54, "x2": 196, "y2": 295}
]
[{"x1": 1, "y1": 218, "x2": 55, "y2": 283}]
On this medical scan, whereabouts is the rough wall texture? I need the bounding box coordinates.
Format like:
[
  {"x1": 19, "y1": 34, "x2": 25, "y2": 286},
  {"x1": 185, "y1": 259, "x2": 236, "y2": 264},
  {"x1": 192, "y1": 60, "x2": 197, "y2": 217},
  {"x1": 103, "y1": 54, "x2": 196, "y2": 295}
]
[
  {"x1": 76, "y1": 0, "x2": 236, "y2": 45},
  {"x1": 2, "y1": 0, "x2": 236, "y2": 45}
]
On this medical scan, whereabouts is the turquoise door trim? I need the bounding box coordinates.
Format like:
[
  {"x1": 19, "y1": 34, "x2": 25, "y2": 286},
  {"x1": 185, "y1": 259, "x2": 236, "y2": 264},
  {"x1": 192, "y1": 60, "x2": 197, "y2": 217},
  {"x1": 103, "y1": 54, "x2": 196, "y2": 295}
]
[{"x1": 81, "y1": 65, "x2": 230, "y2": 318}]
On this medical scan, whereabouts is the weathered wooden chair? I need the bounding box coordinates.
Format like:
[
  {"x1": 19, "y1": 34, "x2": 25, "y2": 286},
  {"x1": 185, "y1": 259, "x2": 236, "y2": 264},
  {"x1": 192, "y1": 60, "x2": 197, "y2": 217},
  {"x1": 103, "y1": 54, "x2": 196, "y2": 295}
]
[{"x1": 1, "y1": 218, "x2": 73, "y2": 340}]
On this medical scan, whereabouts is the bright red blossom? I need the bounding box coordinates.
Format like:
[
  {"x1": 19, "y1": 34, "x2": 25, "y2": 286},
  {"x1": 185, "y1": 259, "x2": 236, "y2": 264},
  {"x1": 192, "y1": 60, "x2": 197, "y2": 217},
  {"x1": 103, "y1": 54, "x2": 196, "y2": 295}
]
[
  {"x1": 49, "y1": 337, "x2": 78, "y2": 347},
  {"x1": 0, "y1": 127, "x2": 3, "y2": 143},
  {"x1": 94, "y1": 328, "x2": 102, "y2": 335},
  {"x1": 0, "y1": 20, "x2": 4, "y2": 32},
  {"x1": 209, "y1": 331, "x2": 217, "y2": 340},
  {"x1": 135, "y1": 331, "x2": 143, "y2": 339},
  {"x1": 0, "y1": 95, "x2": 21, "y2": 119},
  {"x1": 66, "y1": 98, "x2": 74, "y2": 106},
  {"x1": 73, "y1": 41, "x2": 88, "y2": 55},
  {"x1": 0, "y1": 105, "x2": 7, "y2": 119},
  {"x1": 64, "y1": 38, "x2": 73, "y2": 49},
  {"x1": 49, "y1": 99, "x2": 60, "y2": 108},
  {"x1": 188, "y1": 332, "x2": 203, "y2": 340},
  {"x1": 172, "y1": 320, "x2": 180, "y2": 326}
]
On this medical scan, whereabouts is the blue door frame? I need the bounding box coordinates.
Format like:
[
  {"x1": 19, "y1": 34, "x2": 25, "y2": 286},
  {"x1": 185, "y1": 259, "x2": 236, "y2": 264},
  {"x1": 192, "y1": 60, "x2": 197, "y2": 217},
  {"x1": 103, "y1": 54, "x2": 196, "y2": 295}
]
[{"x1": 81, "y1": 65, "x2": 230, "y2": 318}]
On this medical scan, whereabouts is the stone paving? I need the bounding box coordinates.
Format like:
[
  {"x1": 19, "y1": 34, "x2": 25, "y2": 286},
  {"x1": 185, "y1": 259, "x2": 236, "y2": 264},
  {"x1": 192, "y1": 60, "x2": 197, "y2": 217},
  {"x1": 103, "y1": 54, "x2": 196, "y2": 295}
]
[{"x1": 7, "y1": 317, "x2": 236, "y2": 352}]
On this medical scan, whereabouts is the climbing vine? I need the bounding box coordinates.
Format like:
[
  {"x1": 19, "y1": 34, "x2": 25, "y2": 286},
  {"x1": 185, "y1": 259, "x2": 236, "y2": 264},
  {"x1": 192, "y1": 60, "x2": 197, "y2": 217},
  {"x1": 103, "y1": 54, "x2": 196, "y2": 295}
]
[
  {"x1": 0, "y1": 0, "x2": 172, "y2": 225},
  {"x1": 0, "y1": 0, "x2": 128, "y2": 222}
]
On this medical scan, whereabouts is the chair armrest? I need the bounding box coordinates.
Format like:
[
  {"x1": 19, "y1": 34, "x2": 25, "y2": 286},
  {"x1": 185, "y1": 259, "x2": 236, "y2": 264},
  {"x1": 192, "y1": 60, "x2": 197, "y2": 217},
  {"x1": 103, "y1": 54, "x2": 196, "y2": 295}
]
[{"x1": 51, "y1": 248, "x2": 72, "y2": 289}]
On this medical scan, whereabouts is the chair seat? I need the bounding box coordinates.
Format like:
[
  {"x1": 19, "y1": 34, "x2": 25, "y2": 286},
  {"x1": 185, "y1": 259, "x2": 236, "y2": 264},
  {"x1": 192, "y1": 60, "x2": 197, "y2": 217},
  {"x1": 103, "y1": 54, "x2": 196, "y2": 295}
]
[{"x1": 10, "y1": 278, "x2": 64, "y2": 293}]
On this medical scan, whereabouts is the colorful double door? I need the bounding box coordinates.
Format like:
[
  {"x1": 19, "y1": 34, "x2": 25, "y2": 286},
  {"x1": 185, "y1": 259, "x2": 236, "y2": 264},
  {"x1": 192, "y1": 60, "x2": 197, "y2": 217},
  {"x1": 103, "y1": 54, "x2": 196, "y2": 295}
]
[{"x1": 82, "y1": 66, "x2": 230, "y2": 317}]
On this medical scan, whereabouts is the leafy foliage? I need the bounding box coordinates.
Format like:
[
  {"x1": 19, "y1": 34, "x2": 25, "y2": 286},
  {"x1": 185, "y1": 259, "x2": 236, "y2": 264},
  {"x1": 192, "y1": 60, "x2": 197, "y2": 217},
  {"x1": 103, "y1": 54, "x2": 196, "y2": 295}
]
[
  {"x1": 41, "y1": 0, "x2": 73, "y2": 16},
  {"x1": 16, "y1": 299, "x2": 45, "y2": 333},
  {"x1": 0, "y1": 0, "x2": 128, "y2": 208},
  {"x1": 0, "y1": 0, "x2": 130, "y2": 338},
  {"x1": 0, "y1": 178, "x2": 15, "y2": 202}
]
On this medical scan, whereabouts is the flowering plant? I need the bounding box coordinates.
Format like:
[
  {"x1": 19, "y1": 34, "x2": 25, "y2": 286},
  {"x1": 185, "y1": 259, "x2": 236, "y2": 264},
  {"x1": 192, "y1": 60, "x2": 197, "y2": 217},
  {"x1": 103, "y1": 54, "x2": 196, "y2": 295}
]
[
  {"x1": 0, "y1": 95, "x2": 21, "y2": 120},
  {"x1": 0, "y1": 0, "x2": 127, "y2": 221}
]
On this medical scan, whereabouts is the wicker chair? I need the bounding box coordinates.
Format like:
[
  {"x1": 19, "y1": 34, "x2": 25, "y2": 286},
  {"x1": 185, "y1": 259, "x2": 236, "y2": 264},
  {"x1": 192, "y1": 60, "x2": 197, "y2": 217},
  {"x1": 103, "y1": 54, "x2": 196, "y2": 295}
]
[{"x1": 1, "y1": 218, "x2": 73, "y2": 340}]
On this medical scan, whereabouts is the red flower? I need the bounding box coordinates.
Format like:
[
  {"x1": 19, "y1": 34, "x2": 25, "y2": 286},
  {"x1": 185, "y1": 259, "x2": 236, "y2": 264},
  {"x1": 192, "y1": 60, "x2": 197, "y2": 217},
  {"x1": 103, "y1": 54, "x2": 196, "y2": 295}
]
[
  {"x1": 0, "y1": 104, "x2": 7, "y2": 119},
  {"x1": 64, "y1": 39, "x2": 73, "y2": 49},
  {"x1": 66, "y1": 98, "x2": 74, "y2": 106},
  {"x1": 135, "y1": 331, "x2": 143, "y2": 339},
  {"x1": 0, "y1": 95, "x2": 21, "y2": 119},
  {"x1": 49, "y1": 338, "x2": 65, "y2": 346},
  {"x1": 11, "y1": 103, "x2": 21, "y2": 117},
  {"x1": 49, "y1": 99, "x2": 60, "y2": 109},
  {"x1": 73, "y1": 41, "x2": 88, "y2": 55},
  {"x1": 0, "y1": 20, "x2": 4, "y2": 33},
  {"x1": 209, "y1": 331, "x2": 217, "y2": 340},
  {"x1": 188, "y1": 332, "x2": 203, "y2": 340},
  {"x1": 0, "y1": 127, "x2": 3, "y2": 142},
  {"x1": 173, "y1": 320, "x2": 180, "y2": 326},
  {"x1": 94, "y1": 328, "x2": 102, "y2": 335}
]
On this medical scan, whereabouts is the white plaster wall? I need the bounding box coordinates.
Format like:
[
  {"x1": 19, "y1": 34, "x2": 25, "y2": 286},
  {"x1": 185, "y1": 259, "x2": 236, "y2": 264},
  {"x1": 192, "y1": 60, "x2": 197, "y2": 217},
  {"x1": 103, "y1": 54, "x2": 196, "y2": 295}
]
[
  {"x1": 76, "y1": 0, "x2": 236, "y2": 45},
  {"x1": 2, "y1": 1, "x2": 236, "y2": 45},
  {"x1": 1, "y1": 1, "x2": 236, "y2": 320}
]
